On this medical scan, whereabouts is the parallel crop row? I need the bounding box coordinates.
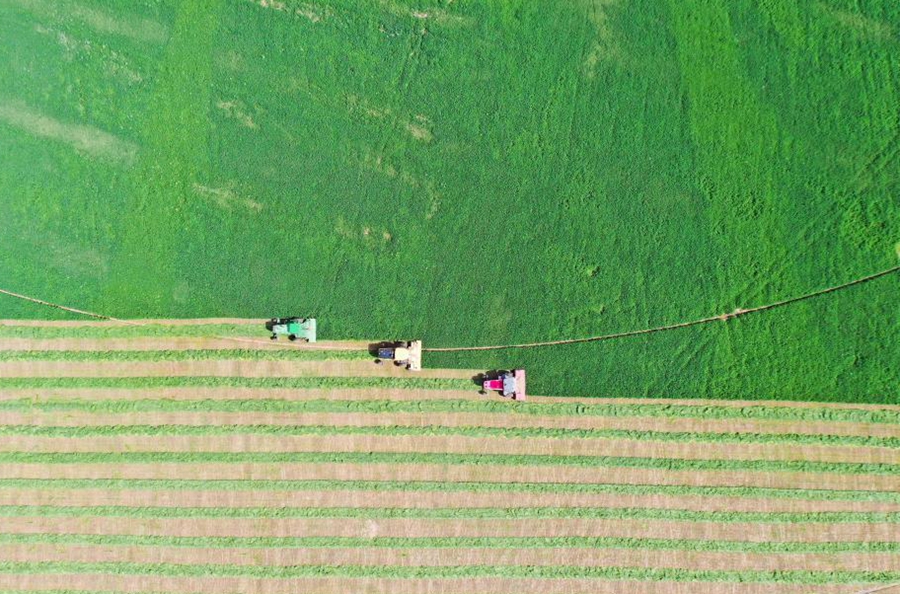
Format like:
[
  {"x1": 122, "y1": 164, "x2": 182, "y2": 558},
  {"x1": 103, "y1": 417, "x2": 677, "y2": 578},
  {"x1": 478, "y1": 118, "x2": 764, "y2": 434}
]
[
  {"x1": 0, "y1": 451, "x2": 896, "y2": 475},
  {"x1": 0, "y1": 423, "x2": 895, "y2": 449},
  {"x1": 0, "y1": 533, "x2": 897, "y2": 553},
  {"x1": 2, "y1": 478, "x2": 897, "y2": 503},
  {"x1": 1, "y1": 392, "x2": 899, "y2": 423}
]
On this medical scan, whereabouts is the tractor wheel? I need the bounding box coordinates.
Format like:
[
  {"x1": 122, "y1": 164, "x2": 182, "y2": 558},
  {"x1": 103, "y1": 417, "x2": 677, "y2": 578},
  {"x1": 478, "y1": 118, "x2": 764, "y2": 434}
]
[
  {"x1": 288, "y1": 334, "x2": 297, "y2": 341},
  {"x1": 479, "y1": 390, "x2": 487, "y2": 396},
  {"x1": 374, "y1": 359, "x2": 383, "y2": 365},
  {"x1": 394, "y1": 360, "x2": 403, "y2": 367},
  {"x1": 270, "y1": 335, "x2": 277, "y2": 341}
]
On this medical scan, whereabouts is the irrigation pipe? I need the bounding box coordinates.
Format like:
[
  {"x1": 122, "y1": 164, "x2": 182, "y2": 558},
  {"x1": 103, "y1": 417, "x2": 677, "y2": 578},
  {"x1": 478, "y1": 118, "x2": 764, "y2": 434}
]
[
  {"x1": 423, "y1": 264, "x2": 900, "y2": 352},
  {"x1": 1, "y1": 265, "x2": 898, "y2": 353}
]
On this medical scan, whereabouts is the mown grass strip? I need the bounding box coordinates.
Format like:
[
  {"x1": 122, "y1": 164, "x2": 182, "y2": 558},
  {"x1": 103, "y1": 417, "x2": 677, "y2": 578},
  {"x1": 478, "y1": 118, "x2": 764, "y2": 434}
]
[
  {"x1": 0, "y1": 325, "x2": 263, "y2": 339},
  {"x1": 0, "y1": 350, "x2": 368, "y2": 362},
  {"x1": 1, "y1": 505, "x2": 898, "y2": 523},
  {"x1": 0, "y1": 423, "x2": 896, "y2": 449},
  {"x1": 0, "y1": 379, "x2": 470, "y2": 392},
  {"x1": 0, "y1": 391, "x2": 897, "y2": 424},
  {"x1": 3, "y1": 478, "x2": 898, "y2": 504},
  {"x1": 0, "y1": 451, "x2": 896, "y2": 475},
  {"x1": 0, "y1": 561, "x2": 897, "y2": 583},
  {"x1": 0, "y1": 532, "x2": 897, "y2": 553}
]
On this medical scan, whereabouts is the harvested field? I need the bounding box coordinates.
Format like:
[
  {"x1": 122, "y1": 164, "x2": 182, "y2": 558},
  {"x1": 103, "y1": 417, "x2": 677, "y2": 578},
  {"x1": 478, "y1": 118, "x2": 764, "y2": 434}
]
[{"x1": 0, "y1": 320, "x2": 897, "y2": 591}]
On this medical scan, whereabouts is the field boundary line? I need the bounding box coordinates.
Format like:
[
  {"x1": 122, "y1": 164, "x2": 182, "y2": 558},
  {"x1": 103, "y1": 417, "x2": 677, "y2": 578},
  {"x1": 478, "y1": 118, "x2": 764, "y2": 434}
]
[{"x1": 3, "y1": 265, "x2": 898, "y2": 352}]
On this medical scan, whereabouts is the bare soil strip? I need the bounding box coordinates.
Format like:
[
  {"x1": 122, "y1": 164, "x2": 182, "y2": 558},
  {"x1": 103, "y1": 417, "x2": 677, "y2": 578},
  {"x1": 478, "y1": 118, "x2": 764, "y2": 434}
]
[
  {"x1": 0, "y1": 360, "x2": 477, "y2": 379},
  {"x1": 2, "y1": 462, "x2": 898, "y2": 492},
  {"x1": 0, "y1": 319, "x2": 262, "y2": 327},
  {"x1": 4, "y1": 516, "x2": 898, "y2": 541},
  {"x1": 0, "y1": 574, "x2": 867, "y2": 594},
  {"x1": 3, "y1": 411, "x2": 897, "y2": 440},
  {"x1": 3, "y1": 487, "x2": 898, "y2": 513},
  {"x1": 3, "y1": 433, "x2": 897, "y2": 465},
  {"x1": 0, "y1": 388, "x2": 484, "y2": 403},
  {"x1": 0, "y1": 544, "x2": 894, "y2": 572},
  {"x1": 0, "y1": 338, "x2": 368, "y2": 351}
]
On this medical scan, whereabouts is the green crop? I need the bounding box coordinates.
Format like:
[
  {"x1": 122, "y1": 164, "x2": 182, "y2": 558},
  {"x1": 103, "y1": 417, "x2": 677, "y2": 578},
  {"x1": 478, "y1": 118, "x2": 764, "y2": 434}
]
[{"x1": 0, "y1": 0, "x2": 897, "y2": 402}]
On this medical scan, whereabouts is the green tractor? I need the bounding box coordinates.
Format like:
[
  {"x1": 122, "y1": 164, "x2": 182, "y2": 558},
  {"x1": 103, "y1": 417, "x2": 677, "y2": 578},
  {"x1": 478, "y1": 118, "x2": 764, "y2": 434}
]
[{"x1": 266, "y1": 317, "x2": 316, "y2": 342}]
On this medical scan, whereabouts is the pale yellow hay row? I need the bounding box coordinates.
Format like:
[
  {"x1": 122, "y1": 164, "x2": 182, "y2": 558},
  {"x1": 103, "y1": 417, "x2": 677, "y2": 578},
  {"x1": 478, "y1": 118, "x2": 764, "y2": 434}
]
[
  {"x1": 3, "y1": 487, "x2": 898, "y2": 513},
  {"x1": 0, "y1": 543, "x2": 895, "y2": 572},
  {"x1": 1, "y1": 462, "x2": 897, "y2": 492},
  {"x1": 3, "y1": 516, "x2": 897, "y2": 542}
]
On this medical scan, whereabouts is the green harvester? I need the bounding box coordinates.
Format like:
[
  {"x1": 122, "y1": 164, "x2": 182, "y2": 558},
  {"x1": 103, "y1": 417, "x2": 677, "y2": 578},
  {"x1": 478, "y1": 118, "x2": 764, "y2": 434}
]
[{"x1": 266, "y1": 317, "x2": 316, "y2": 342}]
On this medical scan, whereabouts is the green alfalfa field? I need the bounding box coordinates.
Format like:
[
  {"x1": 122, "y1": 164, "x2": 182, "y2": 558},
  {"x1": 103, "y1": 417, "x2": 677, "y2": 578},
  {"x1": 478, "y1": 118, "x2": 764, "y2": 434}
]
[{"x1": 0, "y1": 0, "x2": 898, "y2": 401}]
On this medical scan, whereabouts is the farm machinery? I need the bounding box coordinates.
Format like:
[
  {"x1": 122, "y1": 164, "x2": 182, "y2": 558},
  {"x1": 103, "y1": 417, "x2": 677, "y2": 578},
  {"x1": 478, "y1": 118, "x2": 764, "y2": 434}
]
[
  {"x1": 373, "y1": 340, "x2": 422, "y2": 371},
  {"x1": 481, "y1": 369, "x2": 526, "y2": 401},
  {"x1": 266, "y1": 317, "x2": 316, "y2": 342}
]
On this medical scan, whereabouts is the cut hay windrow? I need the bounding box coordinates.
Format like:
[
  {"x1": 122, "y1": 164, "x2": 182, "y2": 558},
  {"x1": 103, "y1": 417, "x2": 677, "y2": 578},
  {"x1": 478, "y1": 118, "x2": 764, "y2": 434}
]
[
  {"x1": 1, "y1": 533, "x2": 897, "y2": 554},
  {"x1": 3, "y1": 411, "x2": 897, "y2": 441},
  {"x1": 0, "y1": 377, "x2": 473, "y2": 391},
  {"x1": 0, "y1": 324, "x2": 267, "y2": 339},
  {"x1": 0, "y1": 350, "x2": 369, "y2": 362},
  {"x1": 0, "y1": 391, "x2": 896, "y2": 424},
  {"x1": 0, "y1": 360, "x2": 478, "y2": 380},
  {"x1": 0, "y1": 543, "x2": 895, "y2": 572},
  {"x1": 1, "y1": 505, "x2": 897, "y2": 524},
  {"x1": 0, "y1": 422, "x2": 898, "y2": 450},
  {"x1": 3, "y1": 461, "x2": 898, "y2": 492},
  {"x1": 5, "y1": 516, "x2": 897, "y2": 542},
  {"x1": 0, "y1": 338, "x2": 369, "y2": 351},
  {"x1": 0, "y1": 561, "x2": 897, "y2": 584},
  {"x1": 0, "y1": 451, "x2": 896, "y2": 476},
  {"x1": 2, "y1": 433, "x2": 898, "y2": 466},
  {"x1": 3, "y1": 486, "x2": 899, "y2": 513},
  {"x1": 3, "y1": 477, "x2": 900, "y2": 504}
]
